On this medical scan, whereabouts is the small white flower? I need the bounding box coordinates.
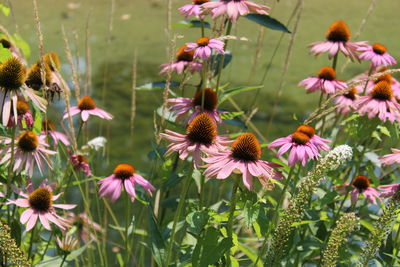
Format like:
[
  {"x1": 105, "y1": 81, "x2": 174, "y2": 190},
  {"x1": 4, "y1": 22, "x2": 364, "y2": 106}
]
[
  {"x1": 321, "y1": 145, "x2": 353, "y2": 171},
  {"x1": 87, "y1": 136, "x2": 107, "y2": 151}
]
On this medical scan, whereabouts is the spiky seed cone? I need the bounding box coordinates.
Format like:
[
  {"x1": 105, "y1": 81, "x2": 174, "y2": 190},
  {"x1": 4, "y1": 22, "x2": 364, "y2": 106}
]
[
  {"x1": 44, "y1": 52, "x2": 60, "y2": 71},
  {"x1": 26, "y1": 61, "x2": 52, "y2": 90},
  {"x1": 0, "y1": 57, "x2": 26, "y2": 90}
]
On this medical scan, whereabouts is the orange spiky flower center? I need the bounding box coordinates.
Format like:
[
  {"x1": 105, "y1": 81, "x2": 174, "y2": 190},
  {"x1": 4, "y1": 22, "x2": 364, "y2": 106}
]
[
  {"x1": 196, "y1": 37, "x2": 210, "y2": 47},
  {"x1": 113, "y1": 164, "x2": 135, "y2": 179},
  {"x1": 0, "y1": 57, "x2": 27, "y2": 90},
  {"x1": 77, "y1": 155, "x2": 88, "y2": 164},
  {"x1": 352, "y1": 175, "x2": 370, "y2": 192},
  {"x1": 18, "y1": 131, "x2": 39, "y2": 152},
  {"x1": 231, "y1": 133, "x2": 261, "y2": 162},
  {"x1": 318, "y1": 66, "x2": 336, "y2": 81},
  {"x1": 16, "y1": 100, "x2": 30, "y2": 115},
  {"x1": 326, "y1": 20, "x2": 350, "y2": 42},
  {"x1": 28, "y1": 187, "x2": 53, "y2": 212},
  {"x1": 370, "y1": 81, "x2": 393, "y2": 101},
  {"x1": 193, "y1": 0, "x2": 209, "y2": 4},
  {"x1": 44, "y1": 52, "x2": 61, "y2": 71},
  {"x1": 193, "y1": 88, "x2": 218, "y2": 111},
  {"x1": 42, "y1": 120, "x2": 56, "y2": 132},
  {"x1": 78, "y1": 96, "x2": 96, "y2": 110},
  {"x1": 343, "y1": 87, "x2": 357, "y2": 100},
  {"x1": 0, "y1": 38, "x2": 11, "y2": 49},
  {"x1": 26, "y1": 61, "x2": 52, "y2": 90},
  {"x1": 292, "y1": 131, "x2": 311, "y2": 145},
  {"x1": 176, "y1": 45, "x2": 194, "y2": 62},
  {"x1": 186, "y1": 113, "x2": 217, "y2": 145},
  {"x1": 372, "y1": 43, "x2": 387, "y2": 55},
  {"x1": 296, "y1": 125, "x2": 315, "y2": 138}
]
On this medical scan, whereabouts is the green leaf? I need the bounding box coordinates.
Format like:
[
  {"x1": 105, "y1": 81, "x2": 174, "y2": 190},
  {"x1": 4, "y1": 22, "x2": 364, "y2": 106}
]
[
  {"x1": 377, "y1": 125, "x2": 391, "y2": 137},
  {"x1": 186, "y1": 210, "x2": 210, "y2": 236},
  {"x1": 173, "y1": 20, "x2": 211, "y2": 29},
  {"x1": 219, "y1": 86, "x2": 263, "y2": 104},
  {"x1": 32, "y1": 108, "x2": 43, "y2": 134},
  {"x1": 137, "y1": 81, "x2": 180, "y2": 91},
  {"x1": 13, "y1": 34, "x2": 31, "y2": 58},
  {"x1": 147, "y1": 207, "x2": 166, "y2": 267},
  {"x1": 237, "y1": 243, "x2": 263, "y2": 267},
  {"x1": 212, "y1": 52, "x2": 233, "y2": 76},
  {"x1": 0, "y1": 4, "x2": 10, "y2": 16},
  {"x1": 220, "y1": 111, "x2": 244, "y2": 120},
  {"x1": 291, "y1": 220, "x2": 319, "y2": 227},
  {"x1": 0, "y1": 44, "x2": 12, "y2": 63},
  {"x1": 243, "y1": 202, "x2": 259, "y2": 228},
  {"x1": 244, "y1": 14, "x2": 291, "y2": 33},
  {"x1": 360, "y1": 219, "x2": 374, "y2": 233},
  {"x1": 10, "y1": 220, "x2": 21, "y2": 246}
]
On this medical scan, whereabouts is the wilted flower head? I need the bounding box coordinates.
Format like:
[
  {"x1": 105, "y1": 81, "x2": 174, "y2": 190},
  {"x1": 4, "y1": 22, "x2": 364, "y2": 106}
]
[
  {"x1": 203, "y1": 132, "x2": 282, "y2": 190},
  {"x1": 65, "y1": 212, "x2": 103, "y2": 242},
  {"x1": 309, "y1": 20, "x2": 367, "y2": 61},
  {"x1": 70, "y1": 154, "x2": 91, "y2": 177},
  {"x1": 298, "y1": 66, "x2": 347, "y2": 95},
  {"x1": 334, "y1": 87, "x2": 358, "y2": 114},
  {"x1": 63, "y1": 96, "x2": 113, "y2": 122},
  {"x1": 25, "y1": 61, "x2": 52, "y2": 91},
  {"x1": 159, "y1": 45, "x2": 202, "y2": 75},
  {"x1": 98, "y1": 163, "x2": 156, "y2": 202},
  {"x1": 358, "y1": 43, "x2": 397, "y2": 68},
  {"x1": 7, "y1": 100, "x2": 34, "y2": 128},
  {"x1": 8, "y1": 180, "x2": 76, "y2": 231},
  {"x1": 41, "y1": 119, "x2": 70, "y2": 146},
  {"x1": 56, "y1": 233, "x2": 79, "y2": 253},
  {"x1": 185, "y1": 37, "x2": 224, "y2": 60}
]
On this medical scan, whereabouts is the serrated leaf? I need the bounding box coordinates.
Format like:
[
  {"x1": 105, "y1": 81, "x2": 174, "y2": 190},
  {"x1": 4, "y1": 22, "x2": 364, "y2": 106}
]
[
  {"x1": 219, "y1": 86, "x2": 263, "y2": 104},
  {"x1": 244, "y1": 14, "x2": 290, "y2": 33},
  {"x1": 173, "y1": 20, "x2": 211, "y2": 29}
]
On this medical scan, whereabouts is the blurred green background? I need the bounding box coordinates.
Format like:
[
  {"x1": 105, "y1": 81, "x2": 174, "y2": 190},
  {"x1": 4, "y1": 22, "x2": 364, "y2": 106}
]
[{"x1": 4, "y1": 0, "x2": 400, "y2": 171}]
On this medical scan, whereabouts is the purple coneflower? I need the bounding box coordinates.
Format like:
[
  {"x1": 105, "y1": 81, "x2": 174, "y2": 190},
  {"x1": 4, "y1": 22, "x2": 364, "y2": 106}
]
[
  {"x1": 0, "y1": 131, "x2": 55, "y2": 176},
  {"x1": 98, "y1": 164, "x2": 155, "y2": 203},
  {"x1": 65, "y1": 212, "x2": 102, "y2": 242},
  {"x1": 41, "y1": 120, "x2": 70, "y2": 146},
  {"x1": 8, "y1": 180, "x2": 76, "y2": 231},
  {"x1": 380, "y1": 148, "x2": 400, "y2": 166},
  {"x1": 358, "y1": 43, "x2": 397, "y2": 68},
  {"x1": 202, "y1": 132, "x2": 282, "y2": 190},
  {"x1": 179, "y1": 0, "x2": 209, "y2": 18},
  {"x1": 185, "y1": 37, "x2": 224, "y2": 60},
  {"x1": 337, "y1": 176, "x2": 381, "y2": 205},
  {"x1": 201, "y1": 0, "x2": 270, "y2": 22},
  {"x1": 298, "y1": 66, "x2": 347, "y2": 95},
  {"x1": 63, "y1": 96, "x2": 113, "y2": 122},
  {"x1": 354, "y1": 80, "x2": 400, "y2": 123},
  {"x1": 168, "y1": 88, "x2": 221, "y2": 123},
  {"x1": 70, "y1": 154, "x2": 91, "y2": 177},
  {"x1": 56, "y1": 233, "x2": 79, "y2": 253},
  {"x1": 160, "y1": 113, "x2": 231, "y2": 168},
  {"x1": 7, "y1": 100, "x2": 34, "y2": 128},
  {"x1": 309, "y1": 20, "x2": 367, "y2": 61},
  {"x1": 268, "y1": 125, "x2": 330, "y2": 166},
  {"x1": 379, "y1": 184, "x2": 400, "y2": 198},
  {"x1": 159, "y1": 45, "x2": 202, "y2": 75},
  {"x1": 334, "y1": 87, "x2": 358, "y2": 114}
]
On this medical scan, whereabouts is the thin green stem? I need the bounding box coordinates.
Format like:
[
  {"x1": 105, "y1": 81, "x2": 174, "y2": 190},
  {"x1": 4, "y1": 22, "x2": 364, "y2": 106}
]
[
  {"x1": 125, "y1": 193, "x2": 131, "y2": 265},
  {"x1": 40, "y1": 231, "x2": 54, "y2": 261},
  {"x1": 362, "y1": 66, "x2": 374, "y2": 95},
  {"x1": 27, "y1": 225, "x2": 36, "y2": 260},
  {"x1": 225, "y1": 177, "x2": 239, "y2": 265},
  {"x1": 332, "y1": 53, "x2": 339, "y2": 71},
  {"x1": 60, "y1": 253, "x2": 68, "y2": 267}
]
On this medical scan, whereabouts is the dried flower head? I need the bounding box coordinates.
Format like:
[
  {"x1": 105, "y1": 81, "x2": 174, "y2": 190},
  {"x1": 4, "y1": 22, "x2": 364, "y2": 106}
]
[{"x1": 0, "y1": 57, "x2": 27, "y2": 90}]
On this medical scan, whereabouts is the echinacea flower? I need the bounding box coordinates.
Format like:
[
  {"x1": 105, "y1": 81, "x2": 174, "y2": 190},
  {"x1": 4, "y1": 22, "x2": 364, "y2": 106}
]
[
  {"x1": 358, "y1": 43, "x2": 397, "y2": 68},
  {"x1": 185, "y1": 37, "x2": 224, "y2": 60},
  {"x1": 334, "y1": 87, "x2": 358, "y2": 114},
  {"x1": 268, "y1": 125, "x2": 330, "y2": 166},
  {"x1": 98, "y1": 163, "x2": 155, "y2": 202},
  {"x1": 298, "y1": 66, "x2": 347, "y2": 95},
  {"x1": 8, "y1": 180, "x2": 76, "y2": 231},
  {"x1": 7, "y1": 100, "x2": 34, "y2": 128},
  {"x1": 70, "y1": 154, "x2": 91, "y2": 177},
  {"x1": 379, "y1": 148, "x2": 400, "y2": 166},
  {"x1": 356, "y1": 68, "x2": 400, "y2": 100},
  {"x1": 159, "y1": 45, "x2": 202, "y2": 75},
  {"x1": 41, "y1": 120, "x2": 70, "y2": 146},
  {"x1": 63, "y1": 96, "x2": 113, "y2": 122},
  {"x1": 378, "y1": 183, "x2": 400, "y2": 198},
  {"x1": 201, "y1": 0, "x2": 270, "y2": 22},
  {"x1": 309, "y1": 20, "x2": 367, "y2": 61},
  {"x1": 202, "y1": 132, "x2": 282, "y2": 190},
  {"x1": 354, "y1": 80, "x2": 400, "y2": 123},
  {"x1": 65, "y1": 212, "x2": 102, "y2": 242},
  {"x1": 56, "y1": 233, "x2": 79, "y2": 253},
  {"x1": 0, "y1": 131, "x2": 56, "y2": 176},
  {"x1": 160, "y1": 113, "x2": 231, "y2": 168},
  {"x1": 179, "y1": 0, "x2": 209, "y2": 18},
  {"x1": 168, "y1": 87, "x2": 221, "y2": 123},
  {"x1": 337, "y1": 176, "x2": 381, "y2": 205}
]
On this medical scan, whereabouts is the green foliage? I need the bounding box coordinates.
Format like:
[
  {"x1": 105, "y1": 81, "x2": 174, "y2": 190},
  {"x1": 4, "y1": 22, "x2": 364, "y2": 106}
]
[
  {"x1": 173, "y1": 20, "x2": 211, "y2": 29},
  {"x1": 244, "y1": 14, "x2": 291, "y2": 33}
]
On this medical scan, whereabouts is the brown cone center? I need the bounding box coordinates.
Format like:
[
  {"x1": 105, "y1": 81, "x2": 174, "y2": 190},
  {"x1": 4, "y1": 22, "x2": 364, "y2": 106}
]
[
  {"x1": 352, "y1": 175, "x2": 370, "y2": 192},
  {"x1": 343, "y1": 87, "x2": 357, "y2": 100},
  {"x1": 318, "y1": 66, "x2": 336, "y2": 81},
  {"x1": 296, "y1": 125, "x2": 315, "y2": 138},
  {"x1": 78, "y1": 96, "x2": 96, "y2": 110},
  {"x1": 372, "y1": 43, "x2": 387, "y2": 55},
  {"x1": 326, "y1": 20, "x2": 351, "y2": 42},
  {"x1": 0, "y1": 57, "x2": 27, "y2": 90},
  {"x1": 370, "y1": 81, "x2": 393, "y2": 101},
  {"x1": 18, "y1": 131, "x2": 39, "y2": 152},
  {"x1": 16, "y1": 100, "x2": 30, "y2": 115},
  {"x1": 114, "y1": 164, "x2": 135, "y2": 179},
  {"x1": 176, "y1": 45, "x2": 194, "y2": 62},
  {"x1": 186, "y1": 113, "x2": 217, "y2": 146},
  {"x1": 196, "y1": 37, "x2": 210, "y2": 47},
  {"x1": 193, "y1": 88, "x2": 218, "y2": 111},
  {"x1": 292, "y1": 131, "x2": 311, "y2": 145},
  {"x1": 28, "y1": 187, "x2": 53, "y2": 212},
  {"x1": 231, "y1": 133, "x2": 261, "y2": 162}
]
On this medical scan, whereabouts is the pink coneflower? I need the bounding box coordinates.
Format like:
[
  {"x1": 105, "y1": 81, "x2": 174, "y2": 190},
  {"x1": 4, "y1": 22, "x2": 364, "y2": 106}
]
[
  {"x1": 179, "y1": 0, "x2": 209, "y2": 18},
  {"x1": 159, "y1": 45, "x2": 202, "y2": 75},
  {"x1": 0, "y1": 131, "x2": 56, "y2": 176},
  {"x1": 268, "y1": 125, "x2": 330, "y2": 166},
  {"x1": 98, "y1": 163, "x2": 155, "y2": 203},
  {"x1": 379, "y1": 148, "x2": 400, "y2": 166},
  {"x1": 334, "y1": 87, "x2": 358, "y2": 114},
  {"x1": 354, "y1": 80, "x2": 400, "y2": 123},
  {"x1": 7, "y1": 100, "x2": 34, "y2": 128},
  {"x1": 63, "y1": 96, "x2": 113, "y2": 122},
  {"x1": 309, "y1": 21, "x2": 367, "y2": 61},
  {"x1": 379, "y1": 184, "x2": 400, "y2": 198},
  {"x1": 202, "y1": 132, "x2": 282, "y2": 190},
  {"x1": 8, "y1": 180, "x2": 76, "y2": 231},
  {"x1": 337, "y1": 176, "x2": 381, "y2": 205},
  {"x1": 201, "y1": 0, "x2": 270, "y2": 22},
  {"x1": 41, "y1": 120, "x2": 70, "y2": 146},
  {"x1": 168, "y1": 88, "x2": 221, "y2": 124},
  {"x1": 65, "y1": 212, "x2": 102, "y2": 242},
  {"x1": 70, "y1": 154, "x2": 91, "y2": 177},
  {"x1": 298, "y1": 66, "x2": 347, "y2": 95},
  {"x1": 185, "y1": 37, "x2": 224, "y2": 60},
  {"x1": 357, "y1": 69, "x2": 400, "y2": 100},
  {"x1": 160, "y1": 113, "x2": 231, "y2": 168},
  {"x1": 358, "y1": 43, "x2": 397, "y2": 68},
  {"x1": 56, "y1": 233, "x2": 79, "y2": 253}
]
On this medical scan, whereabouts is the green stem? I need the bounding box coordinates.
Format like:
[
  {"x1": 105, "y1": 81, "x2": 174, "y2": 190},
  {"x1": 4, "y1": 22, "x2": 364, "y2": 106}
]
[
  {"x1": 125, "y1": 193, "x2": 131, "y2": 265},
  {"x1": 200, "y1": 18, "x2": 205, "y2": 37},
  {"x1": 165, "y1": 167, "x2": 193, "y2": 266},
  {"x1": 390, "y1": 225, "x2": 400, "y2": 267},
  {"x1": 27, "y1": 225, "x2": 36, "y2": 260},
  {"x1": 6, "y1": 126, "x2": 16, "y2": 224},
  {"x1": 332, "y1": 52, "x2": 339, "y2": 71},
  {"x1": 225, "y1": 177, "x2": 239, "y2": 265},
  {"x1": 362, "y1": 66, "x2": 374, "y2": 95},
  {"x1": 60, "y1": 253, "x2": 68, "y2": 267},
  {"x1": 40, "y1": 231, "x2": 54, "y2": 261},
  {"x1": 199, "y1": 173, "x2": 206, "y2": 209},
  {"x1": 215, "y1": 20, "x2": 232, "y2": 93}
]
